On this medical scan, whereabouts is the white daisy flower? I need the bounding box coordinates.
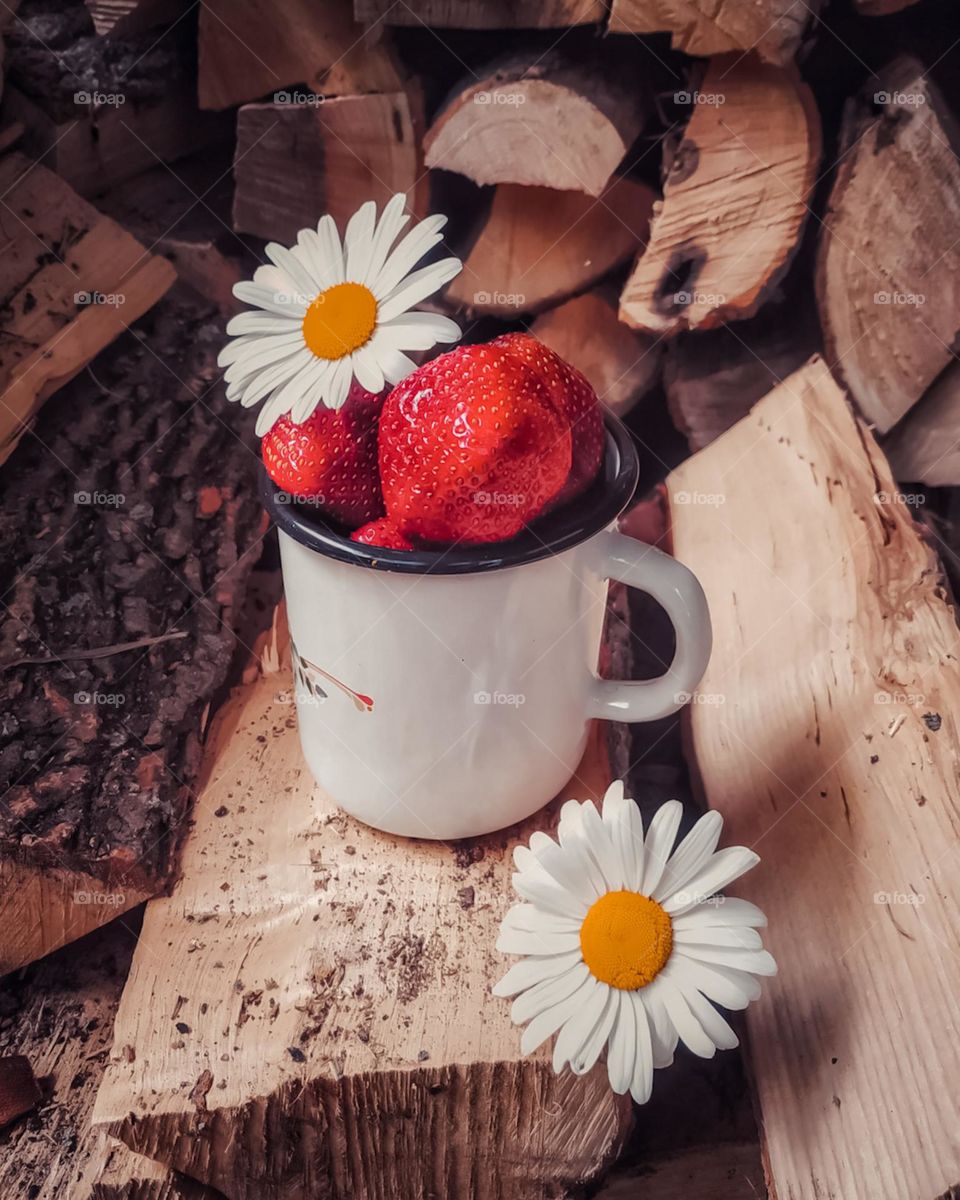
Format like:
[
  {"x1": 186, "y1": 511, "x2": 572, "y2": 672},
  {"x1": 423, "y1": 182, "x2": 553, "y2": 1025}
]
[
  {"x1": 218, "y1": 194, "x2": 463, "y2": 436},
  {"x1": 493, "y1": 783, "x2": 775, "y2": 1104}
]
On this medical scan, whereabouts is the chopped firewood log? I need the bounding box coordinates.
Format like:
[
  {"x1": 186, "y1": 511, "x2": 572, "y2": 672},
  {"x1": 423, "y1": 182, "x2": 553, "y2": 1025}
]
[
  {"x1": 817, "y1": 58, "x2": 960, "y2": 434},
  {"x1": 0, "y1": 1055, "x2": 40, "y2": 1128},
  {"x1": 199, "y1": 0, "x2": 404, "y2": 111},
  {"x1": 95, "y1": 151, "x2": 245, "y2": 315},
  {"x1": 0, "y1": 152, "x2": 176, "y2": 468},
  {"x1": 354, "y1": 0, "x2": 605, "y2": 27},
  {"x1": 531, "y1": 289, "x2": 662, "y2": 417},
  {"x1": 620, "y1": 56, "x2": 819, "y2": 337},
  {"x1": 84, "y1": 0, "x2": 188, "y2": 36},
  {"x1": 92, "y1": 605, "x2": 632, "y2": 1200},
  {"x1": 883, "y1": 361, "x2": 960, "y2": 485},
  {"x1": 667, "y1": 356, "x2": 960, "y2": 1200},
  {"x1": 89, "y1": 1137, "x2": 223, "y2": 1199},
  {"x1": 424, "y1": 49, "x2": 646, "y2": 197},
  {"x1": 233, "y1": 92, "x2": 426, "y2": 245},
  {"x1": 447, "y1": 177, "x2": 654, "y2": 317},
  {"x1": 0, "y1": 293, "x2": 264, "y2": 975},
  {"x1": 596, "y1": 1141, "x2": 764, "y2": 1199},
  {"x1": 607, "y1": 0, "x2": 814, "y2": 64},
  {"x1": 3, "y1": 7, "x2": 229, "y2": 197},
  {"x1": 664, "y1": 292, "x2": 821, "y2": 450}
]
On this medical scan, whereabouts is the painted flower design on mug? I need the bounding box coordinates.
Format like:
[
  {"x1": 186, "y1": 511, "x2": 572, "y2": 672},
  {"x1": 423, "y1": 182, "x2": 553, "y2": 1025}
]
[
  {"x1": 493, "y1": 783, "x2": 774, "y2": 1103},
  {"x1": 292, "y1": 641, "x2": 374, "y2": 713},
  {"x1": 218, "y1": 194, "x2": 462, "y2": 435}
]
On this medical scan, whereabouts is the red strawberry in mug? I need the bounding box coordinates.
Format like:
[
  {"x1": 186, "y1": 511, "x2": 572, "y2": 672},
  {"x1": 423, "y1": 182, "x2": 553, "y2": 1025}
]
[
  {"x1": 378, "y1": 341, "x2": 573, "y2": 544},
  {"x1": 261, "y1": 382, "x2": 385, "y2": 527}
]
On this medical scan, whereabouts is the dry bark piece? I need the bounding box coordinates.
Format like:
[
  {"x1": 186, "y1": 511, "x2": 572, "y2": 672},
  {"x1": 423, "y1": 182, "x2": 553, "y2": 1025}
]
[
  {"x1": 0, "y1": 294, "x2": 264, "y2": 974},
  {"x1": 4, "y1": 8, "x2": 228, "y2": 197},
  {"x1": 817, "y1": 58, "x2": 960, "y2": 434},
  {"x1": 620, "y1": 55, "x2": 819, "y2": 337},
  {"x1": 199, "y1": 0, "x2": 403, "y2": 111},
  {"x1": 668, "y1": 356, "x2": 960, "y2": 1200},
  {"x1": 664, "y1": 293, "x2": 821, "y2": 450},
  {"x1": 532, "y1": 289, "x2": 663, "y2": 417},
  {"x1": 0, "y1": 1055, "x2": 41, "y2": 1127},
  {"x1": 353, "y1": 0, "x2": 605, "y2": 27},
  {"x1": 447, "y1": 177, "x2": 655, "y2": 316},
  {"x1": 92, "y1": 606, "x2": 632, "y2": 1200},
  {"x1": 0, "y1": 152, "x2": 176, "y2": 468},
  {"x1": 424, "y1": 50, "x2": 646, "y2": 197},
  {"x1": 607, "y1": 0, "x2": 814, "y2": 64},
  {"x1": 233, "y1": 92, "x2": 426, "y2": 245},
  {"x1": 883, "y1": 361, "x2": 960, "y2": 485}
]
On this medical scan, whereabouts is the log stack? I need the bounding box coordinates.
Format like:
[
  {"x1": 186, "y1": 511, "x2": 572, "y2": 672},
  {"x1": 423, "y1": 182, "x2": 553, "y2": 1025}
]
[{"x1": 0, "y1": 0, "x2": 958, "y2": 1197}]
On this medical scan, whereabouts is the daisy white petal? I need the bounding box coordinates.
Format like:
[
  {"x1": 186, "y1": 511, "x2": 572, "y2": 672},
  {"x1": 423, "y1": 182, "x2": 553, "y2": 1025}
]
[
  {"x1": 344, "y1": 199, "x2": 377, "y2": 282},
  {"x1": 316, "y1": 214, "x2": 344, "y2": 286},
  {"x1": 606, "y1": 990, "x2": 636, "y2": 1095},
  {"x1": 677, "y1": 945, "x2": 777, "y2": 976},
  {"x1": 252, "y1": 263, "x2": 296, "y2": 294},
  {"x1": 378, "y1": 258, "x2": 462, "y2": 323},
  {"x1": 682, "y1": 985, "x2": 739, "y2": 1051},
  {"x1": 629, "y1": 992, "x2": 654, "y2": 1104},
  {"x1": 218, "y1": 331, "x2": 303, "y2": 369},
  {"x1": 516, "y1": 840, "x2": 598, "y2": 909},
  {"x1": 352, "y1": 343, "x2": 385, "y2": 394},
  {"x1": 556, "y1": 801, "x2": 608, "y2": 897},
  {"x1": 289, "y1": 360, "x2": 335, "y2": 425},
  {"x1": 664, "y1": 955, "x2": 759, "y2": 1011},
  {"x1": 377, "y1": 312, "x2": 461, "y2": 350},
  {"x1": 638, "y1": 980, "x2": 678, "y2": 1068},
  {"x1": 652, "y1": 809, "x2": 723, "y2": 903},
  {"x1": 492, "y1": 949, "x2": 582, "y2": 998},
  {"x1": 640, "y1": 800, "x2": 683, "y2": 896},
  {"x1": 238, "y1": 350, "x2": 312, "y2": 408},
  {"x1": 662, "y1": 846, "x2": 760, "y2": 915},
  {"x1": 579, "y1": 798, "x2": 621, "y2": 892},
  {"x1": 501, "y1": 903, "x2": 581, "y2": 936},
  {"x1": 571, "y1": 987, "x2": 618, "y2": 1075},
  {"x1": 657, "y1": 976, "x2": 716, "y2": 1058},
  {"x1": 378, "y1": 347, "x2": 418, "y2": 385},
  {"x1": 511, "y1": 870, "x2": 587, "y2": 921},
  {"x1": 374, "y1": 213, "x2": 448, "y2": 299},
  {"x1": 255, "y1": 388, "x2": 296, "y2": 438},
  {"x1": 600, "y1": 780, "x2": 632, "y2": 892},
  {"x1": 233, "y1": 281, "x2": 307, "y2": 319},
  {"x1": 528, "y1": 830, "x2": 554, "y2": 854},
  {"x1": 363, "y1": 192, "x2": 410, "y2": 286},
  {"x1": 511, "y1": 962, "x2": 589, "y2": 1025},
  {"x1": 292, "y1": 228, "x2": 326, "y2": 289},
  {"x1": 325, "y1": 358, "x2": 354, "y2": 410},
  {"x1": 226, "y1": 312, "x2": 301, "y2": 337},
  {"x1": 223, "y1": 339, "x2": 304, "y2": 384},
  {"x1": 552, "y1": 978, "x2": 609, "y2": 1073},
  {"x1": 520, "y1": 974, "x2": 597, "y2": 1056},
  {"x1": 496, "y1": 927, "x2": 581, "y2": 956},
  {"x1": 672, "y1": 897, "x2": 767, "y2": 930},
  {"x1": 264, "y1": 243, "x2": 316, "y2": 304},
  {"x1": 673, "y1": 926, "x2": 763, "y2": 951}
]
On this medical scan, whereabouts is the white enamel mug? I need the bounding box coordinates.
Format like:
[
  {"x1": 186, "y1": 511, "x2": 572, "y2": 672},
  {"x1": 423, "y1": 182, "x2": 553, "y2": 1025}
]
[{"x1": 264, "y1": 418, "x2": 711, "y2": 840}]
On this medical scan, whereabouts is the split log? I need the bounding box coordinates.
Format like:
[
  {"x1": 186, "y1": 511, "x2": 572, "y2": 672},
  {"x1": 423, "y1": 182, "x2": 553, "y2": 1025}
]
[
  {"x1": 664, "y1": 292, "x2": 821, "y2": 450},
  {"x1": 424, "y1": 50, "x2": 646, "y2": 197},
  {"x1": 95, "y1": 151, "x2": 245, "y2": 315},
  {"x1": 92, "y1": 606, "x2": 632, "y2": 1200},
  {"x1": 0, "y1": 293, "x2": 265, "y2": 975},
  {"x1": 3, "y1": 8, "x2": 229, "y2": 197},
  {"x1": 0, "y1": 1055, "x2": 40, "y2": 1128},
  {"x1": 607, "y1": 0, "x2": 814, "y2": 64},
  {"x1": 668, "y1": 356, "x2": 960, "y2": 1200},
  {"x1": 620, "y1": 56, "x2": 819, "y2": 337},
  {"x1": 596, "y1": 1141, "x2": 763, "y2": 1199},
  {"x1": 531, "y1": 289, "x2": 662, "y2": 417},
  {"x1": 199, "y1": 0, "x2": 404, "y2": 111},
  {"x1": 353, "y1": 0, "x2": 605, "y2": 27},
  {"x1": 0, "y1": 152, "x2": 176, "y2": 467},
  {"x1": 884, "y1": 361, "x2": 960, "y2": 486},
  {"x1": 84, "y1": 0, "x2": 188, "y2": 36},
  {"x1": 447, "y1": 177, "x2": 655, "y2": 317},
  {"x1": 233, "y1": 92, "x2": 426, "y2": 246},
  {"x1": 817, "y1": 58, "x2": 960, "y2": 433}
]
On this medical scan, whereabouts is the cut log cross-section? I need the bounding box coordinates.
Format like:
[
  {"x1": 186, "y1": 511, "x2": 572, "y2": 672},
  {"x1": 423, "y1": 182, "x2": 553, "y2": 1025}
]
[
  {"x1": 884, "y1": 360, "x2": 960, "y2": 486},
  {"x1": 424, "y1": 51, "x2": 646, "y2": 196},
  {"x1": 92, "y1": 606, "x2": 633, "y2": 1200},
  {"x1": 619, "y1": 55, "x2": 820, "y2": 337},
  {"x1": 668, "y1": 357, "x2": 960, "y2": 1200},
  {"x1": 817, "y1": 57, "x2": 960, "y2": 434},
  {"x1": 0, "y1": 152, "x2": 176, "y2": 466},
  {"x1": 232, "y1": 93, "x2": 425, "y2": 245},
  {"x1": 448, "y1": 177, "x2": 655, "y2": 316},
  {"x1": 608, "y1": 0, "x2": 815, "y2": 64},
  {"x1": 354, "y1": 0, "x2": 605, "y2": 27}
]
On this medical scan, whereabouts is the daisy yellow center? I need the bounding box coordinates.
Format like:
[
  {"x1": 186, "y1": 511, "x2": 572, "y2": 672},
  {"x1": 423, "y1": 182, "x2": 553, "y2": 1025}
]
[
  {"x1": 302, "y1": 282, "x2": 377, "y2": 360},
  {"x1": 580, "y1": 890, "x2": 673, "y2": 990}
]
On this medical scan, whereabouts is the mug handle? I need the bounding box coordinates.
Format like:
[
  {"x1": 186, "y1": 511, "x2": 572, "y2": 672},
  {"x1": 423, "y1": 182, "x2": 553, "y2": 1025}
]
[{"x1": 589, "y1": 529, "x2": 712, "y2": 722}]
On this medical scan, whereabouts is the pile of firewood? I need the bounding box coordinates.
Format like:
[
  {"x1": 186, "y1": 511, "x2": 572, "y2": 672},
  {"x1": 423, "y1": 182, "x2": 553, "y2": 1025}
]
[{"x1": 0, "y1": 0, "x2": 959, "y2": 1198}]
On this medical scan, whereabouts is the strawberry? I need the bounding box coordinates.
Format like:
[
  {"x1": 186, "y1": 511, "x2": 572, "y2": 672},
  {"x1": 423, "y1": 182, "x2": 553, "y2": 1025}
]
[
  {"x1": 351, "y1": 517, "x2": 414, "y2": 550},
  {"x1": 378, "y1": 342, "x2": 572, "y2": 544},
  {"x1": 491, "y1": 333, "x2": 604, "y2": 506},
  {"x1": 261, "y1": 382, "x2": 385, "y2": 528}
]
